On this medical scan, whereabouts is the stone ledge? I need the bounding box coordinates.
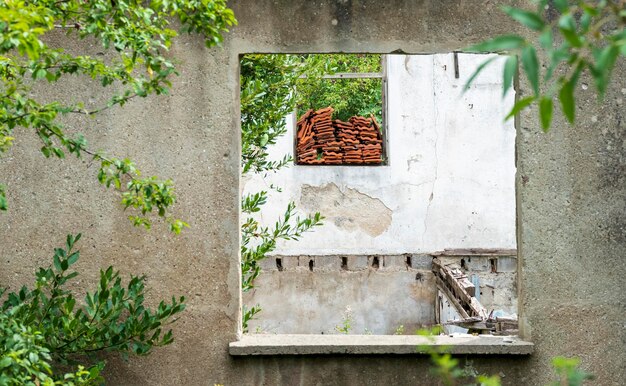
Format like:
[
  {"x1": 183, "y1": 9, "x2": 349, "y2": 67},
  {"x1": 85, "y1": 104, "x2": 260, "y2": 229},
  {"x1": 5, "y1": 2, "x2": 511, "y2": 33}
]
[{"x1": 229, "y1": 334, "x2": 533, "y2": 356}]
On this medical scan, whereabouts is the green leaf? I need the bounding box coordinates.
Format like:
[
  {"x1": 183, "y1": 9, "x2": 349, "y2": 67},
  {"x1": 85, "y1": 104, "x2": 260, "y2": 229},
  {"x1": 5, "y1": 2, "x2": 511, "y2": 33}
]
[
  {"x1": 53, "y1": 253, "x2": 62, "y2": 271},
  {"x1": 580, "y1": 12, "x2": 592, "y2": 33},
  {"x1": 592, "y1": 45, "x2": 620, "y2": 98},
  {"x1": 33, "y1": 68, "x2": 47, "y2": 80},
  {"x1": 41, "y1": 146, "x2": 51, "y2": 158},
  {"x1": 539, "y1": 97, "x2": 553, "y2": 132},
  {"x1": 521, "y1": 45, "x2": 539, "y2": 96},
  {"x1": 0, "y1": 357, "x2": 11, "y2": 369},
  {"x1": 539, "y1": 29, "x2": 553, "y2": 50},
  {"x1": 559, "y1": 80, "x2": 575, "y2": 124},
  {"x1": 505, "y1": 96, "x2": 536, "y2": 120},
  {"x1": 552, "y1": 0, "x2": 569, "y2": 12},
  {"x1": 503, "y1": 6, "x2": 545, "y2": 31},
  {"x1": 259, "y1": 133, "x2": 269, "y2": 147},
  {"x1": 466, "y1": 35, "x2": 526, "y2": 52},
  {"x1": 558, "y1": 14, "x2": 583, "y2": 48},
  {"x1": 503, "y1": 55, "x2": 517, "y2": 96},
  {"x1": 68, "y1": 251, "x2": 80, "y2": 265},
  {"x1": 463, "y1": 56, "x2": 499, "y2": 92}
]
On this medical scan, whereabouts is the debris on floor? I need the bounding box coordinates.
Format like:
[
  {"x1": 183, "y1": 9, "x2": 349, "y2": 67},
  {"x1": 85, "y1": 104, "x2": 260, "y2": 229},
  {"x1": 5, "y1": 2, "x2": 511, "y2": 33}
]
[{"x1": 433, "y1": 257, "x2": 518, "y2": 335}]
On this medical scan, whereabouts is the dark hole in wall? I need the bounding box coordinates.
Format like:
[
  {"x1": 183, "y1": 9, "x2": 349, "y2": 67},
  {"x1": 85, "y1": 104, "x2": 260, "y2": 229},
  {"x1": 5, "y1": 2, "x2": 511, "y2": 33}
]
[
  {"x1": 415, "y1": 272, "x2": 423, "y2": 281},
  {"x1": 341, "y1": 256, "x2": 348, "y2": 270},
  {"x1": 371, "y1": 256, "x2": 379, "y2": 269},
  {"x1": 405, "y1": 255, "x2": 412, "y2": 268},
  {"x1": 309, "y1": 258, "x2": 314, "y2": 271},
  {"x1": 460, "y1": 258, "x2": 466, "y2": 270},
  {"x1": 276, "y1": 258, "x2": 283, "y2": 271},
  {"x1": 490, "y1": 258, "x2": 497, "y2": 273}
]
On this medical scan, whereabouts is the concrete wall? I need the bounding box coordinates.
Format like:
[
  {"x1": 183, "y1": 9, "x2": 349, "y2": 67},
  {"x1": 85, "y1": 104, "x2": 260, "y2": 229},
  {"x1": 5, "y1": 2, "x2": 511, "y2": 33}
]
[
  {"x1": 245, "y1": 255, "x2": 437, "y2": 335},
  {"x1": 1, "y1": 0, "x2": 625, "y2": 385},
  {"x1": 245, "y1": 254, "x2": 516, "y2": 335},
  {"x1": 243, "y1": 54, "x2": 516, "y2": 255}
]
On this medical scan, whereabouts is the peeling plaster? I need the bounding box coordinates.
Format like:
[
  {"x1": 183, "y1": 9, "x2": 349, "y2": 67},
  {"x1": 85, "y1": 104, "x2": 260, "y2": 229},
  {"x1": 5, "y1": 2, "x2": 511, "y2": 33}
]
[{"x1": 300, "y1": 183, "x2": 392, "y2": 237}]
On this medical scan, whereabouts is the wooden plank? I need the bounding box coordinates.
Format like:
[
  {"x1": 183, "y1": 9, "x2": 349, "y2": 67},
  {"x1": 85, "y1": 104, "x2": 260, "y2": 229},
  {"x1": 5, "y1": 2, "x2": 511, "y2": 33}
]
[
  {"x1": 299, "y1": 72, "x2": 383, "y2": 79},
  {"x1": 435, "y1": 279, "x2": 470, "y2": 320},
  {"x1": 433, "y1": 248, "x2": 517, "y2": 257}
]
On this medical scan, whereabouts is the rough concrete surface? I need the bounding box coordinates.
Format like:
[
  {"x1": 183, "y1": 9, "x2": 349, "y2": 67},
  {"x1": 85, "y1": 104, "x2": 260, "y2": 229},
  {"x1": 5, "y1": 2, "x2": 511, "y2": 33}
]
[
  {"x1": 230, "y1": 334, "x2": 533, "y2": 356},
  {"x1": 246, "y1": 255, "x2": 516, "y2": 334},
  {"x1": 244, "y1": 266, "x2": 437, "y2": 335},
  {"x1": 1, "y1": 0, "x2": 625, "y2": 385},
  {"x1": 243, "y1": 53, "x2": 516, "y2": 256}
]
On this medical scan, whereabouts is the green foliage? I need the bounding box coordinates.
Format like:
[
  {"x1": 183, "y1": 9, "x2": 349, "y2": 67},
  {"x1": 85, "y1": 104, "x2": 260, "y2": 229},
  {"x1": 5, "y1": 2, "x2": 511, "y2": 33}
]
[
  {"x1": 0, "y1": 0, "x2": 236, "y2": 230},
  {"x1": 1, "y1": 234, "x2": 185, "y2": 384},
  {"x1": 549, "y1": 356, "x2": 594, "y2": 386},
  {"x1": 394, "y1": 324, "x2": 405, "y2": 335},
  {"x1": 295, "y1": 54, "x2": 383, "y2": 123},
  {"x1": 416, "y1": 327, "x2": 499, "y2": 386},
  {"x1": 240, "y1": 54, "x2": 309, "y2": 174},
  {"x1": 241, "y1": 194, "x2": 322, "y2": 292},
  {"x1": 240, "y1": 192, "x2": 322, "y2": 332},
  {"x1": 466, "y1": 0, "x2": 625, "y2": 132},
  {"x1": 240, "y1": 54, "x2": 325, "y2": 331},
  {"x1": 416, "y1": 328, "x2": 595, "y2": 386},
  {"x1": 0, "y1": 312, "x2": 103, "y2": 385},
  {"x1": 334, "y1": 306, "x2": 354, "y2": 334},
  {"x1": 240, "y1": 54, "x2": 349, "y2": 172}
]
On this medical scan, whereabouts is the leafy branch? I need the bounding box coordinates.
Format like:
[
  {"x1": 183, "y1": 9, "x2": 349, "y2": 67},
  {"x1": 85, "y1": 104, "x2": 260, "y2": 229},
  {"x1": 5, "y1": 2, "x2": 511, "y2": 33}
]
[
  {"x1": 0, "y1": 0, "x2": 237, "y2": 231},
  {"x1": 1, "y1": 234, "x2": 185, "y2": 382},
  {"x1": 465, "y1": 0, "x2": 625, "y2": 131}
]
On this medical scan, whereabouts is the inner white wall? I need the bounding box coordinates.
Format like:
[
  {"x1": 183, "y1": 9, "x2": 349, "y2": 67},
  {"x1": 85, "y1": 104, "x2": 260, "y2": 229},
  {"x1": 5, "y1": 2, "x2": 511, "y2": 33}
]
[{"x1": 242, "y1": 53, "x2": 516, "y2": 255}]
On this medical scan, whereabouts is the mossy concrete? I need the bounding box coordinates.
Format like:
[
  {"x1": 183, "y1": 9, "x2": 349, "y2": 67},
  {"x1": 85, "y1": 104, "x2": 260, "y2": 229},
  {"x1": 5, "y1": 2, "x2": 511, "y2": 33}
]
[{"x1": 1, "y1": 0, "x2": 624, "y2": 385}]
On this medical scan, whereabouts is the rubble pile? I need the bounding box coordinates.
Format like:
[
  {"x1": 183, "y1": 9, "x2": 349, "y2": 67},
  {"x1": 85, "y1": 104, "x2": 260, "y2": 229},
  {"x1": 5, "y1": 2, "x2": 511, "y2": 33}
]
[{"x1": 296, "y1": 107, "x2": 383, "y2": 165}]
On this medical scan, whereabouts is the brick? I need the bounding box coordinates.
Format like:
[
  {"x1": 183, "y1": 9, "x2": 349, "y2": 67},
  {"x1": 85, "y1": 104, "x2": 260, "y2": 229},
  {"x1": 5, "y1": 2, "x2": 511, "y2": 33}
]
[
  {"x1": 367, "y1": 255, "x2": 382, "y2": 270},
  {"x1": 345, "y1": 255, "x2": 368, "y2": 271},
  {"x1": 311, "y1": 256, "x2": 342, "y2": 272},
  {"x1": 382, "y1": 255, "x2": 408, "y2": 270},
  {"x1": 273, "y1": 255, "x2": 298, "y2": 271},
  {"x1": 466, "y1": 256, "x2": 490, "y2": 272},
  {"x1": 496, "y1": 256, "x2": 517, "y2": 272},
  {"x1": 294, "y1": 256, "x2": 313, "y2": 272},
  {"x1": 409, "y1": 254, "x2": 433, "y2": 270},
  {"x1": 258, "y1": 256, "x2": 278, "y2": 272}
]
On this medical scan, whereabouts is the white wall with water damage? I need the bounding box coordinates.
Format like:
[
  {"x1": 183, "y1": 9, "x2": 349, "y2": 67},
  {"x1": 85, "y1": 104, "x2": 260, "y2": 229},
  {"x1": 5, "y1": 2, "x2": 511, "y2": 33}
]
[{"x1": 242, "y1": 53, "x2": 516, "y2": 255}]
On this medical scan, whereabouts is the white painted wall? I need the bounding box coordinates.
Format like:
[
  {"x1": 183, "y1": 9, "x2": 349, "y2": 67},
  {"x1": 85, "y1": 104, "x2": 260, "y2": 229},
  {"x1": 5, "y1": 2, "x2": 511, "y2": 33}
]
[{"x1": 242, "y1": 53, "x2": 516, "y2": 255}]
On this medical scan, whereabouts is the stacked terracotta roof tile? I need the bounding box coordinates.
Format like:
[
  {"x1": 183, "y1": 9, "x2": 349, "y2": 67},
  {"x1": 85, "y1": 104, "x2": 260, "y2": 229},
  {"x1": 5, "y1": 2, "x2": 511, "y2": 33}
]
[{"x1": 296, "y1": 107, "x2": 383, "y2": 165}]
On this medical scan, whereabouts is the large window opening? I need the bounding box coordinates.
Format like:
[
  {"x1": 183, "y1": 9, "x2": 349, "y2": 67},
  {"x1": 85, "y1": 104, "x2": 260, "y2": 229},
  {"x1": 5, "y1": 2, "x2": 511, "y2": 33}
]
[{"x1": 240, "y1": 53, "x2": 517, "y2": 337}]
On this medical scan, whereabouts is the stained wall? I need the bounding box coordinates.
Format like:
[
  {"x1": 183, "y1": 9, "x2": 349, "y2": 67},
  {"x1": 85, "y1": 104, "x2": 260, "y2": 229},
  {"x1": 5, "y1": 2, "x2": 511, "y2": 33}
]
[{"x1": 1, "y1": 0, "x2": 625, "y2": 385}]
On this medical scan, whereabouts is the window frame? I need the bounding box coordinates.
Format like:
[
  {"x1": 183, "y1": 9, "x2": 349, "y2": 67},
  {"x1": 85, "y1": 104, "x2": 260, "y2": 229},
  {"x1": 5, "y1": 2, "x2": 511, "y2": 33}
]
[
  {"x1": 292, "y1": 55, "x2": 389, "y2": 166},
  {"x1": 234, "y1": 52, "x2": 531, "y2": 354}
]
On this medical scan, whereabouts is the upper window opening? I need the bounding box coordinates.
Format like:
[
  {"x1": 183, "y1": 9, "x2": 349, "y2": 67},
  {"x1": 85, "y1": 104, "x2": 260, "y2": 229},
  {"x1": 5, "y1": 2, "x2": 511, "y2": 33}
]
[{"x1": 293, "y1": 54, "x2": 386, "y2": 166}]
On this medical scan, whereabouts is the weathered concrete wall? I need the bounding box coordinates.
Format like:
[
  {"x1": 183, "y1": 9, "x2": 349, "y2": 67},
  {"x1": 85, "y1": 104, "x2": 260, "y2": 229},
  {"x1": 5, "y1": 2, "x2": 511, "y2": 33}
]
[
  {"x1": 246, "y1": 254, "x2": 516, "y2": 335},
  {"x1": 1, "y1": 0, "x2": 625, "y2": 385},
  {"x1": 245, "y1": 255, "x2": 436, "y2": 335},
  {"x1": 243, "y1": 54, "x2": 516, "y2": 255}
]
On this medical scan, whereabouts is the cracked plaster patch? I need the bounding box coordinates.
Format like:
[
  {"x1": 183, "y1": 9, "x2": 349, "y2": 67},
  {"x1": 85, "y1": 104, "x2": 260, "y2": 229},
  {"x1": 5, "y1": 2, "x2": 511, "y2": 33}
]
[{"x1": 300, "y1": 183, "x2": 392, "y2": 237}]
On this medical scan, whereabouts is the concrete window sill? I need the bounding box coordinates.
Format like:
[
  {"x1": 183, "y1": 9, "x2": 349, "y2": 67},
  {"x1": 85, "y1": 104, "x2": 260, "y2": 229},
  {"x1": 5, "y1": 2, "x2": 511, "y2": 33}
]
[{"x1": 229, "y1": 334, "x2": 533, "y2": 356}]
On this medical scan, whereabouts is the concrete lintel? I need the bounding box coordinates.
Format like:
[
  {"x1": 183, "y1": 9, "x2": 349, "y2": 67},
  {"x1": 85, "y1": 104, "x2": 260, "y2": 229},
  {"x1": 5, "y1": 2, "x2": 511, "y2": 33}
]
[{"x1": 229, "y1": 334, "x2": 533, "y2": 356}]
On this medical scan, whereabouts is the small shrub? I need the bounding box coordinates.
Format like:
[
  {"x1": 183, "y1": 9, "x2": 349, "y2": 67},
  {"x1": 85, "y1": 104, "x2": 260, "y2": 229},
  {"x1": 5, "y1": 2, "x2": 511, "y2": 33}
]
[{"x1": 0, "y1": 234, "x2": 185, "y2": 384}]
